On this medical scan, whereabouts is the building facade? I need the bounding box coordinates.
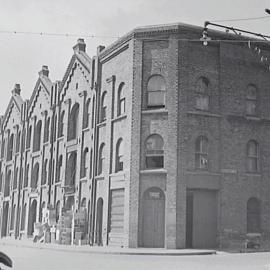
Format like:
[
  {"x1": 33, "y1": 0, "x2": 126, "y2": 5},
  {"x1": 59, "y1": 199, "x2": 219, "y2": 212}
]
[{"x1": 1, "y1": 23, "x2": 270, "y2": 250}]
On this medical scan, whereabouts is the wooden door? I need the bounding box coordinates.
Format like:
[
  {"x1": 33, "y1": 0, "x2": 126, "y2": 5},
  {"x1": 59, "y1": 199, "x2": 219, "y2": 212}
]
[
  {"x1": 192, "y1": 190, "x2": 217, "y2": 248},
  {"x1": 142, "y1": 187, "x2": 165, "y2": 248}
]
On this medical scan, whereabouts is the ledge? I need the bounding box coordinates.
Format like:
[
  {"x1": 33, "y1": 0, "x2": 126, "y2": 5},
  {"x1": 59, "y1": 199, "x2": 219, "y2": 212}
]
[
  {"x1": 112, "y1": 114, "x2": 127, "y2": 123},
  {"x1": 185, "y1": 170, "x2": 221, "y2": 176},
  {"x1": 226, "y1": 114, "x2": 270, "y2": 124},
  {"x1": 142, "y1": 109, "x2": 168, "y2": 115},
  {"x1": 140, "y1": 169, "x2": 167, "y2": 174},
  {"x1": 244, "y1": 173, "x2": 262, "y2": 177},
  {"x1": 95, "y1": 175, "x2": 105, "y2": 181},
  {"x1": 187, "y1": 110, "x2": 222, "y2": 118},
  {"x1": 97, "y1": 122, "x2": 106, "y2": 128}
]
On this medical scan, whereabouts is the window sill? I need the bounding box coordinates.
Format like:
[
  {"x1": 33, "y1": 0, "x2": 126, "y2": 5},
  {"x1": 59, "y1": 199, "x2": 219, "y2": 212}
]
[
  {"x1": 57, "y1": 136, "x2": 64, "y2": 142},
  {"x1": 97, "y1": 122, "x2": 106, "y2": 128},
  {"x1": 187, "y1": 110, "x2": 222, "y2": 118},
  {"x1": 186, "y1": 170, "x2": 221, "y2": 176},
  {"x1": 95, "y1": 175, "x2": 105, "y2": 181},
  {"x1": 244, "y1": 172, "x2": 261, "y2": 177},
  {"x1": 140, "y1": 169, "x2": 167, "y2": 174},
  {"x1": 112, "y1": 114, "x2": 127, "y2": 123},
  {"x1": 66, "y1": 138, "x2": 78, "y2": 147},
  {"x1": 32, "y1": 151, "x2": 41, "y2": 158},
  {"x1": 142, "y1": 109, "x2": 168, "y2": 115},
  {"x1": 43, "y1": 140, "x2": 50, "y2": 146},
  {"x1": 80, "y1": 176, "x2": 88, "y2": 182},
  {"x1": 82, "y1": 127, "x2": 90, "y2": 132}
]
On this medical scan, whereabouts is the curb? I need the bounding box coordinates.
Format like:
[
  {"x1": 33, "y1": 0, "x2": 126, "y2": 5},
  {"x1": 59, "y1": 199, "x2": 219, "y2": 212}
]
[{"x1": 0, "y1": 242, "x2": 217, "y2": 256}]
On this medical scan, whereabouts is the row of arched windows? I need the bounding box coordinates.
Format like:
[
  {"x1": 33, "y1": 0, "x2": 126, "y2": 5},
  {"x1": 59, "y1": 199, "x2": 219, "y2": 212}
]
[
  {"x1": 194, "y1": 76, "x2": 259, "y2": 115},
  {"x1": 100, "y1": 82, "x2": 126, "y2": 123},
  {"x1": 194, "y1": 136, "x2": 259, "y2": 172},
  {"x1": 98, "y1": 138, "x2": 124, "y2": 175}
]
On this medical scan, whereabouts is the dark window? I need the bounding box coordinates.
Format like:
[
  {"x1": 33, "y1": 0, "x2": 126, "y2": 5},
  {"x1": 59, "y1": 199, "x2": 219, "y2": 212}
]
[
  {"x1": 68, "y1": 103, "x2": 79, "y2": 141},
  {"x1": 31, "y1": 163, "x2": 39, "y2": 190},
  {"x1": 42, "y1": 159, "x2": 48, "y2": 185},
  {"x1": 98, "y1": 143, "x2": 105, "y2": 175},
  {"x1": 81, "y1": 148, "x2": 89, "y2": 178},
  {"x1": 16, "y1": 131, "x2": 21, "y2": 153},
  {"x1": 4, "y1": 170, "x2": 11, "y2": 197},
  {"x1": 246, "y1": 85, "x2": 258, "y2": 116},
  {"x1": 247, "y1": 197, "x2": 261, "y2": 233},
  {"x1": 58, "y1": 111, "x2": 65, "y2": 137},
  {"x1": 195, "y1": 136, "x2": 208, "y2": 169},
  {"x1": 44, "y1": 117, "x2": 50, "y2": 142},
  {"x1": 100, "y1": 92, "x2": 107, "y2": 122},
  {"x1": 195, "y1": 77, "x2": 210, "y2": 111},
  {"x1": 83, "y1": 99, "x2": 91, "y2": 128},
  {"x1": 33, "y1": 120, "x2": 42, "y2": 152},
  {"x1": 247, "y1": 140, "x2": 259, "y2": 172},
  {"x1": 145, "y1": 134, "x2": 164, "y2": 169},
  {"x1": 115, "y1": 138, "x2": 124, "y2": 172},
  {"x1": 7, "y1": 134, "x2": 14, "y2": 161},
  {"x1": 147, "y1": 75, "x2": 166, "y2": 108},
  {"x1": 117, "y1": 83, "x2": 125, "y2": 116},
  {"x1": 26, "y1": 126, "x2": 32, "y2": 148}
]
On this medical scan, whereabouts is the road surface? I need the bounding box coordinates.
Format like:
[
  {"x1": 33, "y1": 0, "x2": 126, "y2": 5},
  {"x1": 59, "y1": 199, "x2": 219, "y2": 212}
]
[{"x1": 1, "y1": 245, "x2": 270, "y2": 270}]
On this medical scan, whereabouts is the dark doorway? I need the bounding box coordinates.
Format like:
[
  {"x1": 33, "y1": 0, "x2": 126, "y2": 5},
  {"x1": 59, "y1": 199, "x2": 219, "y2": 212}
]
[
  {"x1": 96, "y1": 198, "x2": 103, "y2": 245},
  {"x1": 142, "y1": 187, "x2": 165, "y2": 248},
  {"x1": 28, "y1": 200, "x2": 37, "y2": 236},
  {"x1": 186, "y1": 189, "x2": 217, "y2": 248},
  {"x1": 1, "y1": 202, "x2": 9, "y2": 237}
]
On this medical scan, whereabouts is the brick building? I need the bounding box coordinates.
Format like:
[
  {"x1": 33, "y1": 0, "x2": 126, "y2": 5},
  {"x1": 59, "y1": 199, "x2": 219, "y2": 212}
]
[{"x1": 1, "y1": 22, "x2": 270, "y2": 250}]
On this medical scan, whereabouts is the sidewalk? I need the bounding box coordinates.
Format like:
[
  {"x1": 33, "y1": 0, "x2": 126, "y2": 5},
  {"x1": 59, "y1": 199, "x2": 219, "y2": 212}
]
[{"x1": 0, "y1": 237, "x2": 216, "y2": 256}]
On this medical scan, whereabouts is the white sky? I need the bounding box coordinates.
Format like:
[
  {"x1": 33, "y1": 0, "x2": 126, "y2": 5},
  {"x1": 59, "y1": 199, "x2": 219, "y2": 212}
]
[{"x1": 0, "y1": 0, "x2": 270, "y2": 115}]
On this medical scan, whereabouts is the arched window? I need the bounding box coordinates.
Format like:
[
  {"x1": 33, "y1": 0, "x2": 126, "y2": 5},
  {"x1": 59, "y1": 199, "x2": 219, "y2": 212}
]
[
  {"x1": 26, "y1": 126, "x2": 32, "y2": 148},
  {"x1": 100, "y1": 92, "x2": 107, "y2": 122},
  {"x1": 0, "y1": 173, "x2": 3, "y2": 192},
  {"x1": 13, "y1": 167, "x2": 18, "y2": 189},
  {"x1": 31, "y1": 163, "x2": 39, "y2": 189},
  {"x1": 7, "y1": 133, "x2": 14, "y2": 161},
  {"x1": 195, "y1": 136, "x2": 208, "y2": 169},
  {"x1": 56, "y1": 155, "x2": 63, "y2": 183},
  {"x1": 1, "y1": 139, "x2": 5, "y2": 158},
  {"x1": 98, "y1": 143, "x2": 105, "y2": 175},
  {"x1": 246, "y1": 85, "x2": 258, "y2": 116},
  {"x1": 44, "y1": 117, "x2": 50, "y2": 142},
  {"x1": 83, "y1": 99, "x2": 91, "y2": 128},
  {"x1": 81, "y1": 197, "x2": 87, "y2": 209},
  {"x1": 16, "y1": 131, "x2": 21, "y2": 153},
  {"x1": 58, "y1": 111, "x2": 65, "y2": 137},
  {"x1": 42, "y1": 159, "x2": 48, "y2": 185},
  {"x1": 117, "y1": 83, "x2": 125, "y2": 116},
  {"x1": 115, "y1": 138, "x2": 124, "y2": 172},
  {"x1": 53, "y1": 115, "x2": 57, "y2": 142},
  {"x1": 195, "y1": 77, "x2": 210, "y2": 111},
  {"x1": 147, "y1": 75, "x2": 166, "y2": 108},
  {"x1": 24, "y1": 164, "x2": 29, "y2": 187},
  {"x1": 10, "y1": 205, "x2": 16, "y2": 230},
  {"x1": 4, "y1": 170, "x2": 11, "y2": 197},
  {"x1": 34, "y1": 120, "x2": 42, "y2": 152},
  {"x1": 65, "y1": 152, "x2": 77, "y2": 188},
  {"x1": 91, "y1": 96, "x2": 95, "y2": 129},
  {"x1": 247, "y1": 140, "x2": 259, "y2": 172},
  {"x1": 21, "y1": 203, "x2": 27, "y2": 230},
  {"x1": 247, "y1": 197, "x2": 260, "y2": 233},
  {"x1": 145, "y1": 134, "x2": 164, "y2": 169},
  {"x1": 68, "y1": 103, "x2": 79, "y2": 141},
  {"x1": 81, "y1": 148, "x2": 89, "y2": 178},
  {"x1": 56, "y1": 200, "x2": 60, "y2": 223},
  {"x1": 90, "y1": 148, "x2": 93, "y2": 179}
]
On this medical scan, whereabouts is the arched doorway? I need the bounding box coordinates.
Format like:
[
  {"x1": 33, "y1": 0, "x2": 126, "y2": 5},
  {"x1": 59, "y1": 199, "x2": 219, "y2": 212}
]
[
  {"x1": 28, "y1": 200, "x2": 37, "y2": 236},
  {"x1": 1, "y1": 202, "x2": 9, "y2": 237},
  {"x1": 96, "y1": 198, "x2": 103, "y2": 245},
  {"x1": 142, "y1": 187, "x2": 165, "y2": 248}
]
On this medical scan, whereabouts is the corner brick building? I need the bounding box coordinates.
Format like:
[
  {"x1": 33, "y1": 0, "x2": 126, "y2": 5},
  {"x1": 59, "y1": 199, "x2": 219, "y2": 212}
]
[{"x1": 1, "y1": 22, "x2": 270, "y2": 250}]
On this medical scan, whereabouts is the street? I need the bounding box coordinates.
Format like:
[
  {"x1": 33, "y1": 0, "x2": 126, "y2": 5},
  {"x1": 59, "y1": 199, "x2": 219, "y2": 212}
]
[{"x1": 0, "y1": 245, "x2": 270, "y2": 270}]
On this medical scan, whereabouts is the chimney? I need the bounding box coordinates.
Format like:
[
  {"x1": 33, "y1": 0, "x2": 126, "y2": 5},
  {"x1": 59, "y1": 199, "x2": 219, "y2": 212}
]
[
  {"x1": 97, "y1": 45, "x2": 105, "y2": 54},
  {"x1": 12, "y1": 84, "x2": 21, "y2": 96},
  {"x1": 39, "y1": 65, "x2": 49, "y2": 77},
  {"x1": 73, "y1": 38, "x2": 86, "y2": 53}
]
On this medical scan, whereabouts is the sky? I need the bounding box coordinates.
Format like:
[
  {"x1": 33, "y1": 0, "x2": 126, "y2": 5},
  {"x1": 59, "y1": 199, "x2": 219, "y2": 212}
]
[{"x1": 0, "y1": 0, "x2": 270, "y2": 114}]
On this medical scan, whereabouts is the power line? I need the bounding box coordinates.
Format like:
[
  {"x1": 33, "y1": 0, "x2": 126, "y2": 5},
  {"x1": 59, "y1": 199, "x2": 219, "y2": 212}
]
[
  {"x1": 211, "y1": 15, "x2": 270, "y2": 23},
  {"x1": 0, "y1": 30, "x2": 119, "y2": 39}
]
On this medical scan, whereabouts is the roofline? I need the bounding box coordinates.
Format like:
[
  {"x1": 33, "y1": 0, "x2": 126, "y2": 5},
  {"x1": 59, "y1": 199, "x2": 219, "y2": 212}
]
[{"x1": 99, "y1": 22, "x2": 270, "y2": 59}]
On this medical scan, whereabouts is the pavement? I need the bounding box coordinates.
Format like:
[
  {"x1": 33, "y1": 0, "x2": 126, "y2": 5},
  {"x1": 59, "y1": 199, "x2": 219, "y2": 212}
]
[{"x1": 0, "y1": 237, "x2": 216, "y2": 256}]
